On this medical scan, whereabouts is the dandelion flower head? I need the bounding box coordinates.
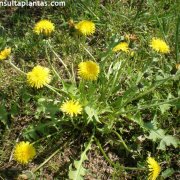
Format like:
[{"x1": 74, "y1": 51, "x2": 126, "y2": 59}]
[
  {"x1": 14, "y1": 141, "x2": 36, "y2": 164},
  {"x1": 0, "y1": 48, "x2": 11, "y2": 60},
  {"x1": 150, "y1": 38, "x2": 170, "y2": 54},
  {"x1": 27, "y1": 65, "x2": 51, "y2": 89},
  {"x1": 112, "y1": 42, "x2": 129, "y2": 52},
  {"x1": 60, "y1": 100, "x2": 82, "y2": 117},
  {"x1": 78, "y1": 60, "x2": 100, "y2": 81},
  {"x1": 75, "y1": 20, "x2": 95, "y2": 36},
  {"x1": 33, "y1": 19, "x2": 55, "y2": 36},
  {"x1": 147, "y1": 157, "x2": 161, "y2": 180}
]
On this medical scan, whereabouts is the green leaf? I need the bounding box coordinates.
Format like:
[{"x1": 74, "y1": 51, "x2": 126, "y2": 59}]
[
  {"x1": 22, "y1": 119, "x2": 61, "y2": 141},
  {"x1": 10, "y1": 103, "x2": 19, "y2": 116},
  {"x1": 84, "y1": 106, "x2": 101, "y2": 123},
  {"x1": 148, "y1": 129, "x2": 179, "y2": 150},
  {"x1": 125, "y1": 112, "x2": 144, "y2": 128},
  {"x1": 113, "y1": 85, "x2": 138, "y2": 107},
  {"x1": 35, "y1": 98, "x2": 59, "y2": 119},
  {"x1": 144, "y1": 113, "x2": 158, "y2": 130},
  {"x1": 23, "y1": 125, "x2": 39, "y2": 140},
  {"x1": 62, "y1": 82, "x2": 78, "y2": 97},
  {"x1": 158, "y1": 135, "x2": 179, "y2": 150},
  {"x1": 68, "y1": 136, "x2": 93, "y2": 180},
  {"x1": 69, "y1": 163, "x2": 87, "y2": 180},
  {"x1": 148, "y1": 129, "x2": 165, "y2": 142},
  {"x1": 159, "y1": 103, "x2": 171, "y2": 114},
  {"x1": 161, "y1": 168, "x2": 175, "y2": 178}
]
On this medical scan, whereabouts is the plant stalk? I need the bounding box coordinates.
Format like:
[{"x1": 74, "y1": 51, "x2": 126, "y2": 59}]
[
  {"x1": 112, "y1": 130, "x2": 132, "y2": 153},
  {"x1": 45, "y1": 84, "x2": 62, "y2": 97},
  {"x1": 45, "y1": 45, "x2": 62, "y2": 81},
  {"x1": 95, "y1": 137, "x2": 146, "y2": 171},
  {"x1": 46, "y1": 40, "x2": 72, "y2": 79},
  {"x1": 7, "y1": 60, "x2": 26, "y2": 75}
]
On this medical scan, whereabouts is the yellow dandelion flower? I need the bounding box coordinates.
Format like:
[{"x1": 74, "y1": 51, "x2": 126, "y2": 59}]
[
  {"x1": 78, "y1": 60, "x2": 100, "y2": 81},
  {"x1": 112, "y1": 42, "x2": 129, "y2": 52},
  {"x1": 175, "y1": 64, "x2": 180, "y2": 70},
  {"x1": 75, "y1": 20, "x2": 95, "y2": 36},
  {"x1": 33, "y1": 19, "x2": 55, "y2": 36},
  {"x1": 0, "y1": 48, "x2": 11, "y2": 60},
  {"x1": 27, "y1": 65, "x2": 51, "y2": 89},
  {"x1": 150, "y1": 38, "x2": 170, "y2": 54},
  {"x1": 60, "y1": 100, "x2": 82, "y2": 117},
  {"x1": 147, "y1": 157, "x2": 161, "y2": 180},
  {"x1": 14, "y1": 141, "x2": 36, "y2": 164}
]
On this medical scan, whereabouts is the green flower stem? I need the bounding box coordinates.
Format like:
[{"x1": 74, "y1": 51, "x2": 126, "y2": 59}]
[
  {"x1": 95, "y1": 137, "x2": 116, "y2": 166},
  {"x1": 70, "y1": 117, "x2": 81, "y2": 130},
  {"x1": 79, "y1": 79, "x2": 86, "y2": 101},
  {"x1": 86, "y1": 80, "x2": 96, "y2": 97},
  {"x1": 46, "y1": 40, "x2": 72, "y2": 79},
  {"x1": 33, "y1": 148, "x2": 60, "y2": 173},
  {"x1": 45, "y1": 45, "x2": 62, "y2": 81},
  {"x1": 45, "y1": 84, "x2": 68, "y2": 96},
  {"x1": 123, "y1": 166, "x2": 146, "y2": 171},
  {"x1": 112, "y1": 130, "x2": 132, "y2": 153},
  {"x1": 47, "y1": 85, "x2": 62, "y2": 92},
  {"x1": 7, "y1": 60, "x2": 26, "y2": 75},
  {"x1": 45, "y1": 84, "x2": 70, "y2": 97},
  {"x1": 45, "y1": 84, "x2": 62, "y2": 97},
  {"x1": 32, "y1": 133, "x2": 77, "y2": 173},
  {"x1": 95, "y1": 137, "x2": 146, "y2": 171},
  {"x1": 0, "y1": 175, "x2": 5, "y2": 180},
  {"x1": 80, "y1": 44, "x2": 96, "y2": 61}
]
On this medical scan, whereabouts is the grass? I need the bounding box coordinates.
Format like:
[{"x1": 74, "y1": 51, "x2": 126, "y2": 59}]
[{"x1": 0, "y1": 1, "x2": 180, "y2": 179}]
